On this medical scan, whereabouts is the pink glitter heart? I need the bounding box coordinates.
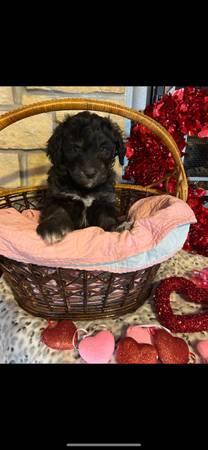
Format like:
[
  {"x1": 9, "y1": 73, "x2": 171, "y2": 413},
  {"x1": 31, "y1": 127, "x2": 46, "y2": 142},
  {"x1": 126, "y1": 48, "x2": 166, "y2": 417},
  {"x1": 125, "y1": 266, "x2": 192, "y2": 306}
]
[
  {"x1": 78, "y1": 330, "x2": 115, "y2": 364},
  {"x1": 196, "y1": 340, "x2": 208, "y2": 363},
  {"x1": 126, "y1": 326, "x2": 153, "y2": 345}
]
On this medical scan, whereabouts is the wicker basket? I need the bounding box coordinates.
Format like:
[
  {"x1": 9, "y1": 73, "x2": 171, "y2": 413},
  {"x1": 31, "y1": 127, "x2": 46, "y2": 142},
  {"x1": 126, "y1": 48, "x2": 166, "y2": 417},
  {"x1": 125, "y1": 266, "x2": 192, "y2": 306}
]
[{"x1": 0, "y1": 99, "x2": 188, "y2": 320}]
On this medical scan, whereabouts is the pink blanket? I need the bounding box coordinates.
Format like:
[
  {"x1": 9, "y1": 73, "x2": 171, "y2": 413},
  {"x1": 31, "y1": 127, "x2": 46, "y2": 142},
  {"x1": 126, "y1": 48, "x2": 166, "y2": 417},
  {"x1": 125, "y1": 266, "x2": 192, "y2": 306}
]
[{"x1": 0, "y1": 195, "x2": 196, "y2": 267}]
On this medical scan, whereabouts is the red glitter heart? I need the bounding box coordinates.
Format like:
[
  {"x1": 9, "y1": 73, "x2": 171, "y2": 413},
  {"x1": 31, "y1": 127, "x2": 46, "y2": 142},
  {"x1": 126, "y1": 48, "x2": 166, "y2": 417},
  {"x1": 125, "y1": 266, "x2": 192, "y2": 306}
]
[
  {"x1": 154, "y1": 277, "x2": 208, "y2": 333},
  {"x1": 41, "y1": 320, "x2": 77, "y2": 350},
  {"x1": 115, "y1": 337, "x2": 158, "y2": 364},
  {"x1": 47, "y1": 320, "x2": 59, "y2": 328},
  {"x1": 153, "y1": 329, "x2": 189, "y2": 364}
]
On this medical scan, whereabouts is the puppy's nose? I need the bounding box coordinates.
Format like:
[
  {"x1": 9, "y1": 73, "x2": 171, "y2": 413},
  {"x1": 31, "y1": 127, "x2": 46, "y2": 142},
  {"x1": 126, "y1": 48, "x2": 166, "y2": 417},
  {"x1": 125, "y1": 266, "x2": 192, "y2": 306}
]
[{"x1": 84, "y1": 168, "x2": 96, "y2": 178}]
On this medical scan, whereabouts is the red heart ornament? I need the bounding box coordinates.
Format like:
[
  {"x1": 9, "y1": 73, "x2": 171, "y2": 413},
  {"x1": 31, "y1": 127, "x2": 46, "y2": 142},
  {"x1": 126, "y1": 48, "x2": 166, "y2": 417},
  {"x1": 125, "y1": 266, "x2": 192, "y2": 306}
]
[
  {"x1": 47, "y1": 320, "x2": 59, "y2": 328},
  {"x1": 115, "y1": 337, "x2": 159, "y2": 364},
  {"x1": 154, "y1": 276, "x2": 208, "y2": 333},
  {"x1": 153, "y1": 329, "x2": 189, "y2": 364},
  {"x1": 41, "y1": 320, "x2": 77, "y2": 350}
]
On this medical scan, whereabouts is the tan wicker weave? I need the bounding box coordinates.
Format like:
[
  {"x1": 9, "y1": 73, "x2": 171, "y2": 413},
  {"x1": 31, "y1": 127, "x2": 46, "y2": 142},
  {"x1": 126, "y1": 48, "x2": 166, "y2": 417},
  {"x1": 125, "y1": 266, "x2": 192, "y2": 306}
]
[{"x1": 0, "y1": 99, "x2": 188, "y2": 320}]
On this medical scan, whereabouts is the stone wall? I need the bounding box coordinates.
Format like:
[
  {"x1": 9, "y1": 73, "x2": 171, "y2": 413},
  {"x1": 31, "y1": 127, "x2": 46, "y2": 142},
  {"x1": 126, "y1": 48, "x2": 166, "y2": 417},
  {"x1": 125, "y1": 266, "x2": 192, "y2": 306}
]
[{"x1": 0, "y1": 86, "x2": 126, "y2": 188}]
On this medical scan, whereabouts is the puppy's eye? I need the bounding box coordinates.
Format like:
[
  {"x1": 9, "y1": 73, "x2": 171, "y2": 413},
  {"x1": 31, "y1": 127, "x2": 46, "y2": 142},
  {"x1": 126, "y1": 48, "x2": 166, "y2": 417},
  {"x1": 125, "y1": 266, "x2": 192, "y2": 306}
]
[
  {"x1": 100, "y1": 146, "x2": 112, "y2": 157},
  {"x1": 100, "y1": 145, "x2": 110, "y2": 152},
  {"x1": 72, "y1": 145, "x2": 81, "y2": 153}
]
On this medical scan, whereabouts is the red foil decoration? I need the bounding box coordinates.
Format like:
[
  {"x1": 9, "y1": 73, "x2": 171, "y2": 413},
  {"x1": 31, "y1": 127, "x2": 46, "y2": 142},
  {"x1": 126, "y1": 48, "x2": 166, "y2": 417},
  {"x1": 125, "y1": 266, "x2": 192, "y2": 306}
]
[
  {"x1": 187, "y1": 267, "x2": 208, "y2": 289},
  {"x1": 123, "y1": 87, "x2": 208, "y2": 257},
  {"x1": 183, "y1": 187, "x2": 208, "y2": 256}
]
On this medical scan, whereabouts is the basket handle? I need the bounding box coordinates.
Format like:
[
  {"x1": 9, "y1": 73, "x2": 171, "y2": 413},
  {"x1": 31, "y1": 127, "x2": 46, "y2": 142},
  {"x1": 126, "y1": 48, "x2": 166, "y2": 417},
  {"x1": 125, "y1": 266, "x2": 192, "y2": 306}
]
[{"x1": 0, "y1": 98, "x2": 188, "y2": 201}]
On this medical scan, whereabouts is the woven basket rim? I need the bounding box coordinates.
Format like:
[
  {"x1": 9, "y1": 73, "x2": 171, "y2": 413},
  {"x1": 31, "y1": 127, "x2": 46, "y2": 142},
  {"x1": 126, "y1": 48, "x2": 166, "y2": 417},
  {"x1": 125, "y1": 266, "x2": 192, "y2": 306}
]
[
  {"x1": 0, "y1": 97, "x2": 188, "y2": 201},
  {"x1": 0, "y1": 186, "x2": 160, "y2": 320},
  {"x1": 0, "y1": 183, "x2": 176, "y2": 198}
]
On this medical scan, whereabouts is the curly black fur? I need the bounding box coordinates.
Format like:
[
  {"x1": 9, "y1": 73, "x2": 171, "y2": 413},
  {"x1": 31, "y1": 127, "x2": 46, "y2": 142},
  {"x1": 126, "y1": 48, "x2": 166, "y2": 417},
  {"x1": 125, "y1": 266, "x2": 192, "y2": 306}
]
[{"x1": 36, "y1": 111, "x2": 125, "y2": 244}]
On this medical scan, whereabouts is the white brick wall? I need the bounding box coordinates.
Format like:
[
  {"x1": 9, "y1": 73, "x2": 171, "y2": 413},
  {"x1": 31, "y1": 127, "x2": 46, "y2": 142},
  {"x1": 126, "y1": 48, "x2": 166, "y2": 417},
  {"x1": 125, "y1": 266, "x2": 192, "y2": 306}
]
[{"x1": 0, "y1": 86, "x2": 127, "y2": 188}]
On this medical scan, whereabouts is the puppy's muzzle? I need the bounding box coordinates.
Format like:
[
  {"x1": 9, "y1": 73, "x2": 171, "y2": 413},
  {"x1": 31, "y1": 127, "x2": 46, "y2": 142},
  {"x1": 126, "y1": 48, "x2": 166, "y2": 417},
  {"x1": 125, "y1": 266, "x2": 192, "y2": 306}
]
[{"x1": 83, "y1": 167, "x2": 96, "y2": 179}]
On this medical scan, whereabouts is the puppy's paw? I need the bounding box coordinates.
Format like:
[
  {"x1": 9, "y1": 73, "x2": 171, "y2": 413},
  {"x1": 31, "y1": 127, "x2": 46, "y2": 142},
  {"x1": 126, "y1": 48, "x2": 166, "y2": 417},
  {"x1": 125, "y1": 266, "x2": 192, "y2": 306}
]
[
  {"x1": 36, "y1": 220, "x2": 72, "y2": 245},
  {"x1": 116, "y1": 220, "x2": 133, "y2": 232},
  {"x1": 98, "y1": 215, "x2": 118, "y2": 231}
]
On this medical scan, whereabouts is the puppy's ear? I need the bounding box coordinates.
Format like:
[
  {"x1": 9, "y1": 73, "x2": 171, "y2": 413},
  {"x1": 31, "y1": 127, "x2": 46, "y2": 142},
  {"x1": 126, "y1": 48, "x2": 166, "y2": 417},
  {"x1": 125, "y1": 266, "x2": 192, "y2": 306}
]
[
  {"x1": 114, "y1": 126, "x2": 126, "y2": 165},
  {"x1": 46, "y1": 122, "x2": 66, "y2": 166},
  {"x1": 103, "y1": 117, "x2": 126, "y2": 165}
]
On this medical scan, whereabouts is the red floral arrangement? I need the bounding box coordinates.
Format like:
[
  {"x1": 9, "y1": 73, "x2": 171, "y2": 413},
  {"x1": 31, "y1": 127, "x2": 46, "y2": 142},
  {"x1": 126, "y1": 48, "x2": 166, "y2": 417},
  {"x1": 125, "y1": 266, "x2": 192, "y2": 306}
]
[
  {"x1": 184, "y1": 187, "x2": 208, "y2": 256},
  {"x1": 123, "y1": 87, "x2": 208, "y2": 256}
]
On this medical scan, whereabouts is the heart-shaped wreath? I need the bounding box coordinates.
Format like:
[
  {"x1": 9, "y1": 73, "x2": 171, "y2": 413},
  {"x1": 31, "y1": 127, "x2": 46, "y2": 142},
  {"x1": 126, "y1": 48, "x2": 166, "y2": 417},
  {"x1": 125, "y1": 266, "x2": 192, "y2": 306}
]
[{"x1": 154, "y1": 276, "x2": 208, "y2": 332}]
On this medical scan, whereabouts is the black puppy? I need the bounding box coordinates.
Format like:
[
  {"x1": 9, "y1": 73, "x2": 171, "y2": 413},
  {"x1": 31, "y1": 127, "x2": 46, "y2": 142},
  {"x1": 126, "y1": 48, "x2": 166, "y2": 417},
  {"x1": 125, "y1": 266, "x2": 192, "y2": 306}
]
[{"x1": 37, "y1": 111, "x2": 126, "y2": 244}]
